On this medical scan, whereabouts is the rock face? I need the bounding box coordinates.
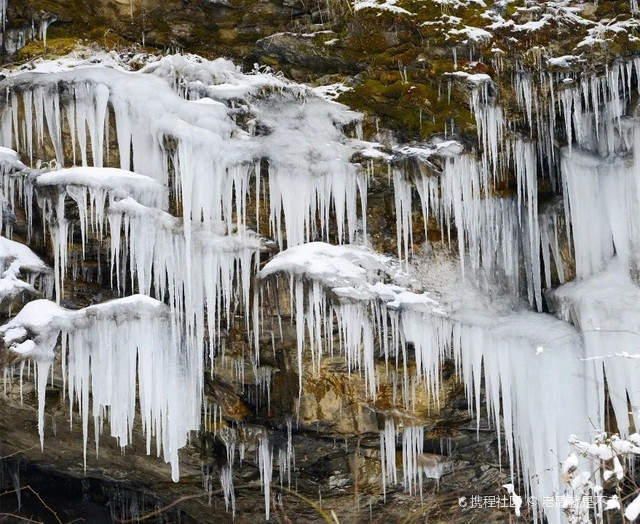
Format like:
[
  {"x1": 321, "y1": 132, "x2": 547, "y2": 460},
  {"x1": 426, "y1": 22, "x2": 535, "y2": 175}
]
[{"x1": 1, "y1": 0, "x2": 640, "y2": 523}]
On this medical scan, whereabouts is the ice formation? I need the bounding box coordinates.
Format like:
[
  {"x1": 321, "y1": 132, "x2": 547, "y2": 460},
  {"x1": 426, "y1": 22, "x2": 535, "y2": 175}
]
[
  {"x1": 258, "y1": 57, "x2": 640, "y2": 522},
  {"x1": 1, "y1": 295, "x2": 197, "y2": 482},
  {"x1": 261, "y1": 240, "x2": 593, "y2": 521},
  {"x1": 0, "y1": 52, "x2": 372, "y2": 519},
  {"x1": 548, "y1": 260, "x2": 640, "y2": 437},
  {"x1": 260, "y1": 242, "x2": 444, "y2": 396},
  {"x1": 0, "y1": 54, "x2": 367, "y2": 249},
  {"x1": 3, "y1": 47, "x2": 640, "y2": 523},
  {"x1": 33, "y1": 166, "x2": 167, "y2": 300},
  {"x1": 0, "y1": 0, "x2": 6, "y2": 32},
  {"x1": 107, "y1": 197, "x2": 262, "y2": 362},
  {"x1": 258, "y1": 437, "x2": 273, "y2": 521}
]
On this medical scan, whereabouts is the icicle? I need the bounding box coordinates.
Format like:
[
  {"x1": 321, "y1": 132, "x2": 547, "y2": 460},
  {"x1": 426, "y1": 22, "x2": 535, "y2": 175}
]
[
  {"x1": 379, "y1": 418, "x2": 397, "y2": 499},
  {"x1": 220, "y1": 466, "x2": 236, "y2": 518},
  {"x1": 0, "y1": 0, "x2": 6, "y2": 31},
  {"x1": 39, "y1": 18, "x2": 55, "y2": 48},
  {"x1": 514, "y1": 140, "x2": 542, "y2": 310},
  {"x1": 392, "y1": 168, "x2": 413, "y2": 262},
  {"x1": 258, "y1": 437, "x2": 273, "y2": 520}
]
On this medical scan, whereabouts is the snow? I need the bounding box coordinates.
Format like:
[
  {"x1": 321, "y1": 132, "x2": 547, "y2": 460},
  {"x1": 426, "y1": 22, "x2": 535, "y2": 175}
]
[
  {"x1": 0, "y1": 147, "x2": 25, "y2": 168},
  {"x1": 36, "y1": 167, "x2": 166, "y2": 207},
  {"x1": 312, "y1": 83, "x2": 352, "y2": 101},
  {"x1": 503, "y1": 484, "x2": 523, "y2": 517},
  {"x1": 447, "y1": 71, "x2": 493, "y2": 85},
  {"x1": 562, "y1": 453, "x2": 579, "y2": 475},
  {"x1": 0, "y1": 235, "x2": 48, "y2": 276},
  {"x1": 605, "y1": 495, "x2": 620, "y2": 511},
  {"x1": 627, "y1": 494, "x2": 640, "y2": 520},
  {"x1": 261, "y1": 241, "x2": 391, "y2": 289},
  {"x1": 547, "y1": 55, "x2": 580, "y2": 68},
  {"x1": 394, "y1": 140, "x2": 464, "y2": 161},
  {"x1": 447, "y1": 26, "x2": 493, "y2": 44},
  {"x1": 353, "y1": 0, "x2": 414, "y2": 15},
  {"x1": 0, "y1": 236, "x2": 53, "y2": 306},
  {"x1": 351, "y1": 139, "x2": 392, "y2": 160}
]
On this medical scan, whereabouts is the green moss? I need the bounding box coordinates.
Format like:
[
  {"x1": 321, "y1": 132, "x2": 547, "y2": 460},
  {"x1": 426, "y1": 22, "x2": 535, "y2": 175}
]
[
  {"x1": 338, "y1": 67, "x2": 477, "y2": 141},
  {"x1": 260, "y1": 55, "x2": 280, "y2": 69},
  {"x1": 17, "y1": 37, "x2": 80, "y2": 60}
]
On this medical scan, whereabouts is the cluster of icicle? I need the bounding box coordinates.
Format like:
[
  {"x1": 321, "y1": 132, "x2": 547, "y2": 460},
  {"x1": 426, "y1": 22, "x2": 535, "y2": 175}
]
[
  {"x1": 392, "y1": 93, "x2": 563, "y2": 313},
  {"x1": 392, "y1": 60, "x2": 640, "y2": 314},
  {"x1": 1, "y1": 296, "x2": 198, "y2": 482},
  {"x1": 0, "y1": 52, "x2": 376, "y2": 520},
  {"x1": 4, "y1": 48, "x2": 640, "y2": 523},
  {"x1": 201, "y1": 420, "x2": 294, "y2": 521},
  {"x1": 0, "y1": 159, "x2": 263, "y2": 483},
  {"x1": 0, "y1": 55, "x2": 366, "y2": 249},
  {"x1": 260, "y1": 240, "x2": 593, "y2": 523},
  {"x1": 258, "y1": 59, "x2": 640, "y2": 523},
  {"x1": 476, "y1": 60, "x2": 640, "y2": 465},
  {"x1": 0, "y1": 148, "x2": 53, "y2": 307}
]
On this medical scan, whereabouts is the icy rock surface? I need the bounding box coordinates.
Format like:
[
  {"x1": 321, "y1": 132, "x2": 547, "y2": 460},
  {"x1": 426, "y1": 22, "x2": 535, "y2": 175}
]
[{"x1": 4, "y1": 49, "x2": 640, "y2": 523}]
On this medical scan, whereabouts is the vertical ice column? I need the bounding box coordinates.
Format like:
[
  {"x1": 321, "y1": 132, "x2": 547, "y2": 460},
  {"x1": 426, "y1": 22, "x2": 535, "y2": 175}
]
[
  {"x1": 560, "y1": 148, "x2": 638, "y2": 279},
  {"x1": 402, "y1": 426, "x2": 424, "y2": 496},
  {"x1": 380, "y1": 418, "x2": 397, "y2": 499},
  {"x1": 258, "y1": 437, "x2": 273, "y2": 520},
  {"x1": 514, "y1": 140, "x2": 543, "y2": 310},
  {"x1": 267, "y1": 162, "x2": 364, "y2": 248},
  {"x1": 469, "y1": 77, "x2": 504, "y2": 176},
  {"x1": 0, "y1": 0, "x2": 7, "y2": 31},
  {"x1": 220, "y1": 466, "x2": 236, "y2": 518},
  {"x1": 393, "y1": 168, "x2": 413, "y2": 262}
]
